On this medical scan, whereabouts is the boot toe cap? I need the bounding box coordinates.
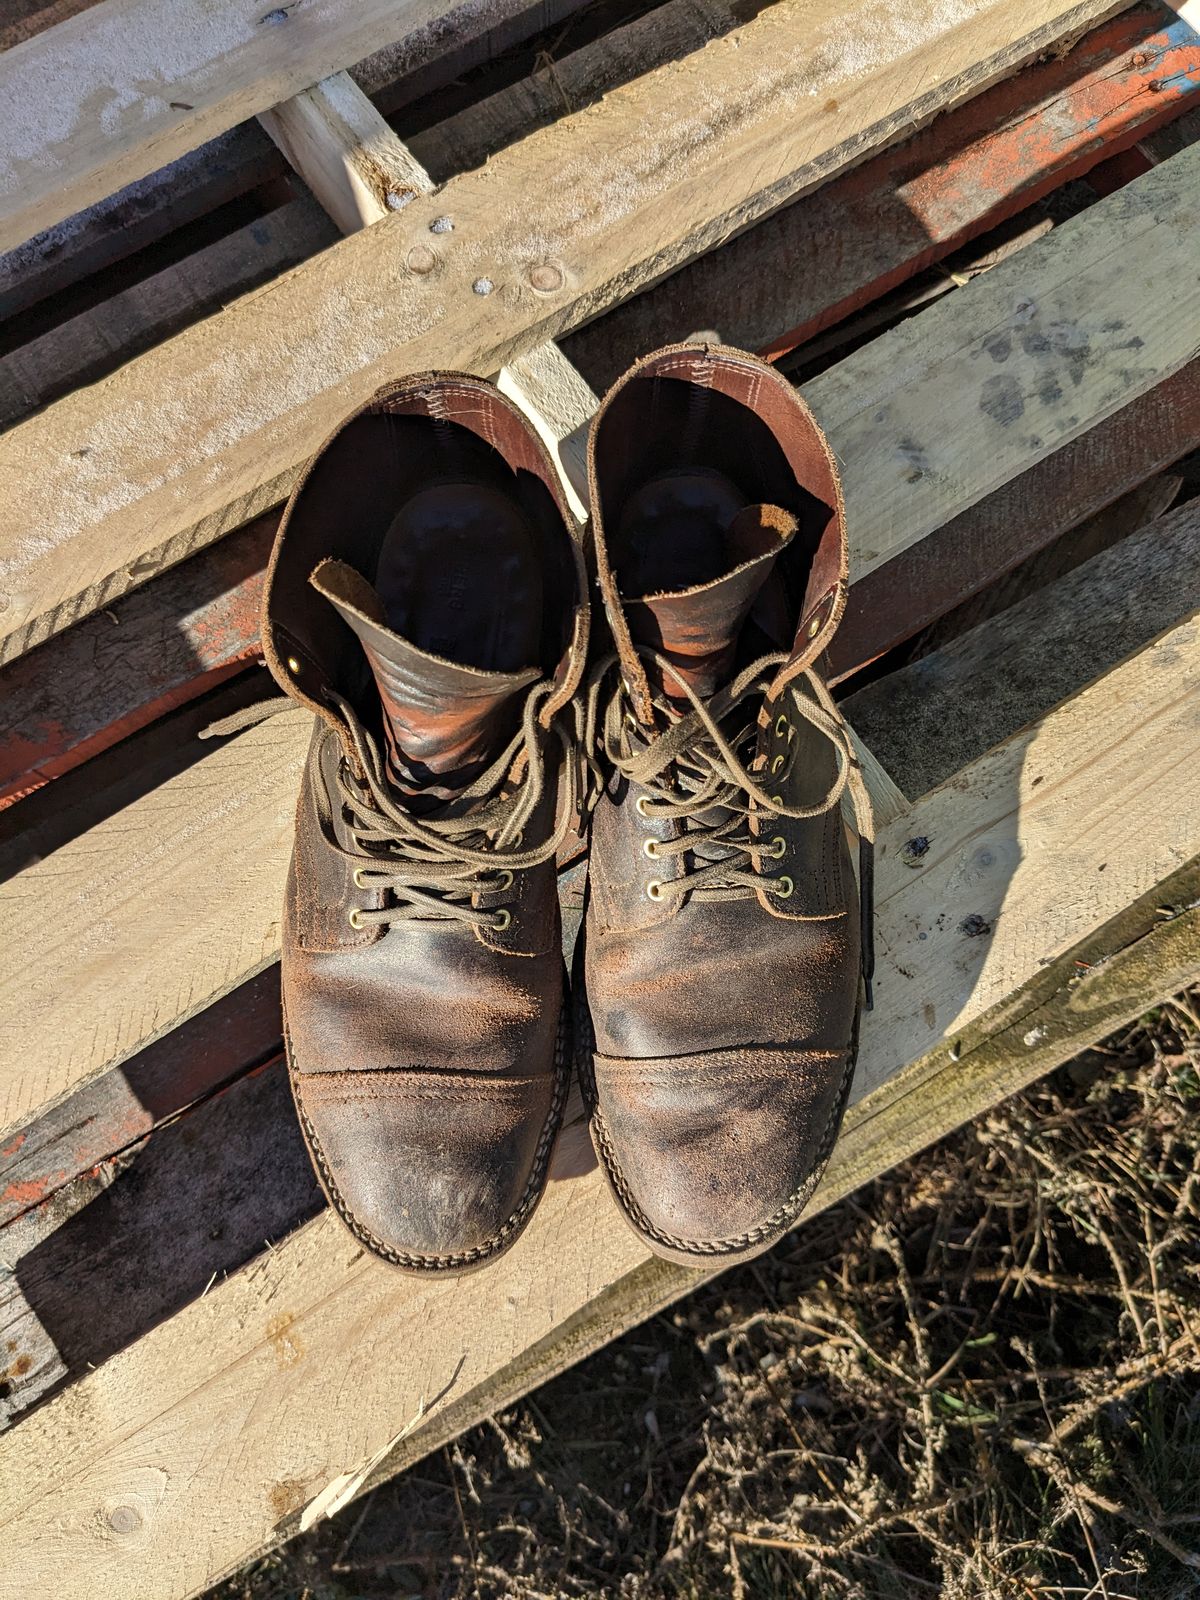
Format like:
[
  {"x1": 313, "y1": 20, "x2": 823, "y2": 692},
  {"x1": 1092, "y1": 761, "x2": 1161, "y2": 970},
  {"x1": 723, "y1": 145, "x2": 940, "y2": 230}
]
[
  {"x1": 590, "y1": 1045, "x2": 853, "y2": 1262},
  {"x1": 295, "y1": 1068, "x2": 557, "y2": 1270}
]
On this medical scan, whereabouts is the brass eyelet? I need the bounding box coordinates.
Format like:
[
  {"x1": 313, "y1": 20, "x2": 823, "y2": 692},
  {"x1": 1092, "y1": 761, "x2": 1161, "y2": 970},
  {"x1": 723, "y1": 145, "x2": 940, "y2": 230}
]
[
  {"x1": 646, "y1": 880, "x2": 664, "y2": 901},
  {"x1": 774, "y1": 714, "x2": 790, "y2": 738},
  {"x1": 767, "y1": 834, "x2": 787, "y2": 860},
  {"x1": 494, "y1": 868, "x2": 514, "y2": 892},
  {"x1": 492, "y1": 908, "x2": 512, "y2": 932},
  {"x1": 771, "y1": 794, "x2": 783, "y2": 807},
  {"x1": 352, "y1": 866, "x2": 369, "y2": 889},
  {"x1": 642, "y1": 838, "x2": 659, "y2": 859},
  {"x1": 771, "y1": 754, "x2": 786, "y2": 774},
  {"x1": 635, "y1": 795, "x2": 653, "y2": 817},
  {"x1": 772, "y1": 875, "x2": 794, "y2": 899},
  {"x1": 347, "y1": 908, "x2": 366, "y2": 929}
]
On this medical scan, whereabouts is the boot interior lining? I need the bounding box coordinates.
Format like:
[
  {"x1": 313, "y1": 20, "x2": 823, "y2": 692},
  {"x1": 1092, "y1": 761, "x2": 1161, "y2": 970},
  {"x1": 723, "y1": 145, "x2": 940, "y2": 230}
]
[
  {"x1": 596, "y1": 375, "x2": 830, "y2": 625},
  {"x1": 275, "y1": 412, "x2": 576, "y2": 710}
]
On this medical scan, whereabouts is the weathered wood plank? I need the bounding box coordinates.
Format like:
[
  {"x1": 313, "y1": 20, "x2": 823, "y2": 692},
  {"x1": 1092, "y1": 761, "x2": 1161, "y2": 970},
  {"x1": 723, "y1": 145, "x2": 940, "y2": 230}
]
[
  {"x1": 0, "y1": 709, "x2": 305, "y2": 1139},
  {"x1": 0, "y1": 967, "x2": 281, "y2": 1228},
  {"x1": 496, "y1": 341, "x2": 595, "y2": 519},
  {"x1": 562, "y1": 3, "x2": 1200, "y2": 388},
  {"x1": 413, "y1": 0, "x2": 753, "y2": 184},
  {"x1": 801, "y1": 142, "x2": 1200, "y2": 587},
  {"x1": 0, "y1": 0, "x2": 593, "y2": 252},
  {"x1": 1, "y1": 605, "x2": 1196, "y2": 1600},
  {"x1": 0, "y1": 0, "x2": 588, "y2": 321},
  {"x1": 0, "y1": 0, "x2": 101, "y2": 50},
  {"x1": 7, "y1": 1, "x2": 1186, "y2": 422},
  {"x1": 891, "y1": 468, "x2": 1181, "y2": 662},
  {"x1": 3, "y1": 20, "x2": 1196, "y2": 811},
  {"x1": 0, "y1": 1049, "x2": 316, "y2": 1429},
  {"x1": 0, "y1": 0, "x2": 1139, "y2": 663},
  {"x1": 0, "y1": 126, "x2": 284, "y2": 323},
  {"x1": 829, "y1": 358, "x2": 1200, "y2": 679},
  {"x1": 0, "y1": 197, "x2": 338, "y2": 429},
  {"x1": 258, "y1": 73, "x2": 598, "y2": 512},
  {"x1": 0, "y1": 672, "x2": 272, "y2": 879},
  {"x1": 844, "y1": 494, "x2": 1200, "y2": 797},
  {"x1": 258, "y1": 72, "x2": 430, "y2": 234},
  {"x1": 7, "y1": 3, "x2": 1192, "y2": 439},
  {"x1": 0, "y1": 0, "x2": 732, "y2": 386},
  {"x1": 0, "y1": 515, "x2": 273, "y2": 809}
]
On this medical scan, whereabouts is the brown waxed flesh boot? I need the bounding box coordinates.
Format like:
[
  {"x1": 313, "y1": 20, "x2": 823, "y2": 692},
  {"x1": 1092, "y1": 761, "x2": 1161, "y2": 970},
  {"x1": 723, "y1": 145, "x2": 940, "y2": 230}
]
[
  {"x1": 264, "y1": 374, "x2": 589, "y2": 1274},
  {"x1": 578, "y1": 344, "x2": 873, "y2": 1269}
]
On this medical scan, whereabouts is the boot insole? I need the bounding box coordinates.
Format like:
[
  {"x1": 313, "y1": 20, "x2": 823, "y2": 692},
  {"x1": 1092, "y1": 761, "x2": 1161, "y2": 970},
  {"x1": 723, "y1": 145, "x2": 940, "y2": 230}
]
[
  {"x1": 375, "y1": 482, "x2": 543, "y2": 673},
  {"x1": 616, "y1": 469, "x2": 749, "y2": 598}
]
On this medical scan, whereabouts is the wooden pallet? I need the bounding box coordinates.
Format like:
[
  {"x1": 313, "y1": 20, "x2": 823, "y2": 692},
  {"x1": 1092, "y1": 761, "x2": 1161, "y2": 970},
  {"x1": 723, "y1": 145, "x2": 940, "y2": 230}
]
[{"x1": 1, "y1": 2, "x2": 1199, "y2": 1596}]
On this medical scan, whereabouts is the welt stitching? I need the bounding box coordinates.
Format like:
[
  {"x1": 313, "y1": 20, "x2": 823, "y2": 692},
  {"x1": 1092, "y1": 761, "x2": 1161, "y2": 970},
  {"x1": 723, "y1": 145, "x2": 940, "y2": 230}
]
[
  {"x1": 576, "y1": 976, "x2": 860, "y2": 1257},
  {"x1": 285, "y1": 1005, "x2": 568, "y2": 1272}
]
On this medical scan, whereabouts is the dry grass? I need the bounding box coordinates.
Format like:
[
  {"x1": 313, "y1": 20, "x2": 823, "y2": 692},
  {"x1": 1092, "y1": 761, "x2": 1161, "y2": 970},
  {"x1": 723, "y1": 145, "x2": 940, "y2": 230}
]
[{"x1": 215, "y1": 991, "x2": 1200, "y2": 1600}]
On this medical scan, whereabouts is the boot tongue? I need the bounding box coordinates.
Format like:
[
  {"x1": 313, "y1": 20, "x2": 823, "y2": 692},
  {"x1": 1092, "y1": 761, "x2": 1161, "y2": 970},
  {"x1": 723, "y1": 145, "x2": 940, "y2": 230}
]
[
  {"x1": 310, "y1": 558, "x2": 539, "y2": 797},
  {"x1": 622, "y1": 503, "x2": 798, "y2": 702}
]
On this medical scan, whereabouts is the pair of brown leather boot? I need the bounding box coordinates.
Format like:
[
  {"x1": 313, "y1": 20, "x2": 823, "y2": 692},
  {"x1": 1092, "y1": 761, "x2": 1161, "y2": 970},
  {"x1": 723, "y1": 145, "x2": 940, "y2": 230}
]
[{"x1": 264, "y1": 345, "x2": 873, "y2": 1275}]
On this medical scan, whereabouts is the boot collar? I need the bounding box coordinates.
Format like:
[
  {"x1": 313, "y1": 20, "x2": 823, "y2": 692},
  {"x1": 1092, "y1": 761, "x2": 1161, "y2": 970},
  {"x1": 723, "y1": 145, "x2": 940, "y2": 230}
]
[
  {"x1": 588, "y1": 343, "x2": 846, "y2": 723},
  {"x1": 261, "y1": 373, "x2": 589, "y2": 750}
]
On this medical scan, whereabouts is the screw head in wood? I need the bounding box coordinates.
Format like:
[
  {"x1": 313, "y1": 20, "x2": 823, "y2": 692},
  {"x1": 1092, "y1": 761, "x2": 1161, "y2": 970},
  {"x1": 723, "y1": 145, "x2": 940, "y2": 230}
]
[
  {"x1": 529, "y1": 262, "x2": 564, "y2": 293},
  {"x1": 473, "y1": 278, "x2": 495, "y2": 296}
]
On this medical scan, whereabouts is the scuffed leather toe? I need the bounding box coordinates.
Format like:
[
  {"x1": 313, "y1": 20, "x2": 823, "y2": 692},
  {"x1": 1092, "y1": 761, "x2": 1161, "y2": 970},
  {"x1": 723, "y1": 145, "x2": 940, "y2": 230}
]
[
  {"x1": 589, "y1": 1045, "x2": 853, "y2": 1264},
  {"x1": 295, "y1": 1067, "x2": 559, "y2": 1272}
]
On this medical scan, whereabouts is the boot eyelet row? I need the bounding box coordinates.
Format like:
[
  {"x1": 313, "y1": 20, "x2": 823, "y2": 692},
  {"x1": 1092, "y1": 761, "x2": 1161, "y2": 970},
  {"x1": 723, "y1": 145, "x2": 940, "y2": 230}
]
[
  {"x1": 352, "y1": 866, "x2": 370, "y2": 889},
  {"x1": 764, "y1": 835, "x2": 787, "y2": 860},
  {"x1": 772, "y1": 875, "x2": 795, "y2": 899},
  {"x1": 347, "y1": 907, "x2": 366, "y2": 929},
  {"x1": 492, "y1": 908, "x2": 513, "y2": 932},
  {"x1": 774, "y1": 714, "x2": 790, "y2": 738},
  {"x1": 645, "y1": 880, "x2": 665, "y2": 901},
  {"x1": 771, "y1": 754, "x2": 787, "y2": 774},
  {"x1": 642, "y1": 839, "x2": 659, "y2": 859},
  {"x1": 635, "y1": 795, "x2": 653, "y2": 817},
  {"x1": 493, "y1": 868, "x2": 515, "y2": 891}
]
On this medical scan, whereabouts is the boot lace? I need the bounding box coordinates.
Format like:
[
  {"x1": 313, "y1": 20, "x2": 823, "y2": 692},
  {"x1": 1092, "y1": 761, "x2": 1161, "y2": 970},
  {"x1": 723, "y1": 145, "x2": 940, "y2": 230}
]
[
  {"x1": 584, "y1": 649, "x2": 876, "y2": 1002},
  {"x1": 205, "y1": 684, "x2": 579, "y2": 932}
]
